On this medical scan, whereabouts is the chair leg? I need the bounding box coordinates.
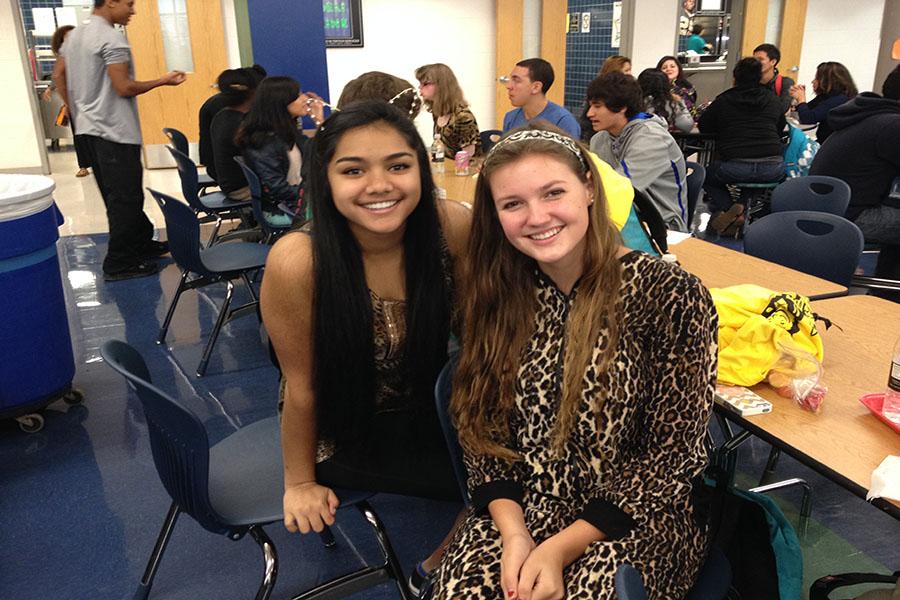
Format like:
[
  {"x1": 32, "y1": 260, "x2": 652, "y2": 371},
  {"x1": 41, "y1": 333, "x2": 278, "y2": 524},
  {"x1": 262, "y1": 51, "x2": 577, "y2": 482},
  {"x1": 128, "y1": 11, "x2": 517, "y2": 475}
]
[
  {"x1": 749, "y1": 477, "x2": 811, "y2": 538},
  {"x1": 758, "y1": 447, "x2": 782, "y2": 486},
  {"x1": 249, "y1": 525, "x2": 279, "y2": 600},
  {"x1": 134, "y1": 502, "x2": 181, "y2": 600},
  {"x1": 207, "y1": 216, "x2": 224, "y2": 248},
  {"x1": 355, "y1": 500, "x2": 414, "y2": 600},
  {"x1": 197, "y1": 280, "x2": 234, "y2": 377},
  {"x1": 157, "y1": 270, "x2": 189, "y2": 344},
  {"x1": 242, "y1": 272, "x2": 259, "y2": 303}
]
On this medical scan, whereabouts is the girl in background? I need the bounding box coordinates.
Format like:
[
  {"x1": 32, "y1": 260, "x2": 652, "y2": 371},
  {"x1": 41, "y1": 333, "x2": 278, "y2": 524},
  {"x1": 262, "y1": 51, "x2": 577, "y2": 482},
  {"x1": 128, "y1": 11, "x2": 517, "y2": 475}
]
[
  {"x1": 790, "y1": 61, "x2": 858, "y2": 143},
  {"x1": 637, "y1": 68, "x2": 694, "y2": 133},
  {"x1": 657, "y1": 55, "x2": 698, "y2": 116},
  {"x1": 416, "y1": 63, "x2": 482, "y2": 158},
  {"x1": 47, "y1": 25, "x2": 91, "y2": 177},
  {"x1": 236, "y1": 77, "x2": 324, "y2": 225}
]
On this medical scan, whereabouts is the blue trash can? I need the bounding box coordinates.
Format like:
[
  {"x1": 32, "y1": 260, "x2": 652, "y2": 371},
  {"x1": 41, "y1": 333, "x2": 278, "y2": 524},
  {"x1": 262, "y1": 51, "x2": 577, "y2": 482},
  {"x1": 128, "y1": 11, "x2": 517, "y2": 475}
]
[{"x1": 0, "y1": 174, "x2": 80, "y2": 433}]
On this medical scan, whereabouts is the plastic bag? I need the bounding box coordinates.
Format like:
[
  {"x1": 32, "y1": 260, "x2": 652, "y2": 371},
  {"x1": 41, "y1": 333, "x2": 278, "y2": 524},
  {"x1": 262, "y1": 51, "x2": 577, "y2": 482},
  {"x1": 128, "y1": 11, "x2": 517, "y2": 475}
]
[{"x1": 766, "y1": 342, "x2": 827, "y2": 412}]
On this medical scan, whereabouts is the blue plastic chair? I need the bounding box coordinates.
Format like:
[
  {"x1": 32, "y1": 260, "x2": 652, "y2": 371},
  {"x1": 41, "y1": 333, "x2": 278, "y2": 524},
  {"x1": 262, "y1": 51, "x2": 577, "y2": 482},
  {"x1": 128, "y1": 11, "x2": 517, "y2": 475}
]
[
  {"x1": 101, "y1": 340, "x2": 414, "y2": 600},
  {"x1": 162, "y1": 127, "x2": 217, "y2": 193},
  {"x1": 770, "y1": 176, "x2": 851, "y2": 216},
  {"x1": 149, "y1": 188, "x2": 270, "y2": 376},
  {"x1": 743, "y1": 210, "x2": 864, "y2": 287},
  {"x1": 479, "y1": 129, "x2": 502, "y2": 154},
  {"x1": 685, "y1": 161, "x2": 706, "y2": 228},
  {"x1": 233, "y1": 156, "x2": 295, "y2": 243},
  {"x1": 167, "y1": 146, "x2": 250, "y2": 247}
]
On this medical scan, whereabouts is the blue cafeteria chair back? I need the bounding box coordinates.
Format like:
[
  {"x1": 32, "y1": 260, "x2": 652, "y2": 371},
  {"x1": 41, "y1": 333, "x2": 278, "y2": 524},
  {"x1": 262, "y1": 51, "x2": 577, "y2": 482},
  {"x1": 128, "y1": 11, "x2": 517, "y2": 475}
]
[
  {"x1": 162, "y1": 127, "x2": 216, "y2": 191},
  {"x1": 770, "y1": 176, "x2": 851, "y2": 216},
  {"x1": 233, "y1": 156, "x2": 292, "y2": 242},
  {"x1": 166, "y1": 146, "x2": 247, "y2": 246},
  {"x1": 685, "y1": 161, "x2": 706, "y2": 227},
  {"x1": 479, "y1": 129, "x2": 502, "y2": 154},
  {"x1": 434, "y1": 352, "x2": 470, "y2": 506},
  {"x1": 743, "y1": 210, "x2": 864, "y2": 287},
  {"x1": 102, "y1": 340, "x2": 414, "y2": 600}
]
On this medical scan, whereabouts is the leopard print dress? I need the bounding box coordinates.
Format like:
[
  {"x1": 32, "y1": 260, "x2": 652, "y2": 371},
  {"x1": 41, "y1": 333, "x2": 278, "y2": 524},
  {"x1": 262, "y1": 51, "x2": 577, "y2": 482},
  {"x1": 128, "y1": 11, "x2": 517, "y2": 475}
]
[{"x1": 435, "y1": 251, "x2": 718, "y2": 599}]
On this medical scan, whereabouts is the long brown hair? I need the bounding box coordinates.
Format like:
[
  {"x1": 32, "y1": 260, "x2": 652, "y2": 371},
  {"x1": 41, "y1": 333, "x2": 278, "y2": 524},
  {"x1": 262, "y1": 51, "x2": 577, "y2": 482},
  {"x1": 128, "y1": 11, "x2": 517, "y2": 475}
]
[
  {"x1": 452, "y1": 124, "x2": 623, "y2": 461},
  {"x1": 814, "y1": 62, "x2": 858, "y2": 99},
  {"x1": 415, "y1": 63, "x2": 468, "y2": 117},
  {"x1": 599, "y1": 55, "x2": 631, "y2": 77}
]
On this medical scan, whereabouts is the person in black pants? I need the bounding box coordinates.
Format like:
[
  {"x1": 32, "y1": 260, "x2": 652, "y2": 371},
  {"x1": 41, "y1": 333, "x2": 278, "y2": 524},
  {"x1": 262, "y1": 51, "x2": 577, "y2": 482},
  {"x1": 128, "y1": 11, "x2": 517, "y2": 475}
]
[{"x1": 53, "y1": 0, "x2": 186, "y2": 280}]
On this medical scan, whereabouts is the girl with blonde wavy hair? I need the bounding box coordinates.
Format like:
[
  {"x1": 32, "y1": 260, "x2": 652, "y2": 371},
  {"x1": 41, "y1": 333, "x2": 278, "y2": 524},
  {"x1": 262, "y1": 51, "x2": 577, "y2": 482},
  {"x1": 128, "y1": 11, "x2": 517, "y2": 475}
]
[
  {"x1": 435, "y1": 123, "x2": 718, "y2": 600},
  {"x1": 415, "y1": 63, "x2": 482, "y2": 158}
]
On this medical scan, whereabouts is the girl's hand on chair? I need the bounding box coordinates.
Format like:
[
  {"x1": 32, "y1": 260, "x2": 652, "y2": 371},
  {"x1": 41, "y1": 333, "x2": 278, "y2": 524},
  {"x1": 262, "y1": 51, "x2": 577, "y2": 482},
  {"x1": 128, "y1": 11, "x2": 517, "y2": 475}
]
[
  {"x1": 283, "y1": 481, "x2": 339, "y2": 534},
  {"x1": 515, "y1": 540, "x2": 566, "y2": 600},
  {"x1": 500, "y1": 530, "x2": 535, "y2": 599}
]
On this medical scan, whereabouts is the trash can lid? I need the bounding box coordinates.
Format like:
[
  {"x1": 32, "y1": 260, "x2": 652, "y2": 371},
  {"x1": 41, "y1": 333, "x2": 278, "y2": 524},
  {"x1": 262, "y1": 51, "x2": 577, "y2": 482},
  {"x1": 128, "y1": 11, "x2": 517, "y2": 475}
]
[{"x1": 0, "y1": 174, "x2": 56, "y2": 223}]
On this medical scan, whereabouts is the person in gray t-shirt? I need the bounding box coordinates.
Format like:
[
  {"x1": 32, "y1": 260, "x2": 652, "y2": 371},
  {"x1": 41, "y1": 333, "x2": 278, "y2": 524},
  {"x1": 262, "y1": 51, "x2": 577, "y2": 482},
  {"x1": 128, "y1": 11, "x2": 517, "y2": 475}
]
[{"x1": 53, "y1": 0, "x2": 185, "y2": 280}]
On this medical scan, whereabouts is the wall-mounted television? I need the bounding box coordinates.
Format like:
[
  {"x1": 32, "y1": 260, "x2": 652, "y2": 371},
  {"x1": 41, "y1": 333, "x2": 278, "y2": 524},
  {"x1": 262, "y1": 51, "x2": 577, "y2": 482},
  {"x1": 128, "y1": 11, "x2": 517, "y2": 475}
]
[{"x1": 324, "y1": 0, "x2": 363, "y2": 48}]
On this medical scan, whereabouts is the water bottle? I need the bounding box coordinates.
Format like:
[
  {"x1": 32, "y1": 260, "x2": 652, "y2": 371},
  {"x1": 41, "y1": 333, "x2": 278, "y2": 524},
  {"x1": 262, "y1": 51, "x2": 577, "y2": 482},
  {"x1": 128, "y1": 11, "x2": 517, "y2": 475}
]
[
  {"x1": 431, "y1": 134, "x2": 445, "y2": 174},
  {"x1": 884, "y1": 336, "x2": 900, "y2": 424}
]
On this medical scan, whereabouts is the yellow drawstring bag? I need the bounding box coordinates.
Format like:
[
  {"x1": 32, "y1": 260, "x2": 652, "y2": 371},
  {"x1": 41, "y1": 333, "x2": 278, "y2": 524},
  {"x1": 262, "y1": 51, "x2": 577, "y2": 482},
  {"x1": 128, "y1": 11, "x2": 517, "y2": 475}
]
[{"x1": 710, "y1": 284, "x2": 824, "y2": 387}]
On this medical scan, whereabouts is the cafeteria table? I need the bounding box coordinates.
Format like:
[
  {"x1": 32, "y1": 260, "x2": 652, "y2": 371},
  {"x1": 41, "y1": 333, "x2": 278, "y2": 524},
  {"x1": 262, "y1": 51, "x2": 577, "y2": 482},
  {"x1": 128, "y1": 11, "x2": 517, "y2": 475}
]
[{"x1": 715, "y1": 294, "x2": 900, "y2": 520}]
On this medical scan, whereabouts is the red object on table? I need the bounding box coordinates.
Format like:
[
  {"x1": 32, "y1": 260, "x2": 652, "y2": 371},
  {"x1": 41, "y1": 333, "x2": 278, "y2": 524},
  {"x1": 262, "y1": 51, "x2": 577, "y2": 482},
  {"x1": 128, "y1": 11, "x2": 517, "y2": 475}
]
[{"x1": 859, "y1": 393, "x2": 900, "y2": 435}]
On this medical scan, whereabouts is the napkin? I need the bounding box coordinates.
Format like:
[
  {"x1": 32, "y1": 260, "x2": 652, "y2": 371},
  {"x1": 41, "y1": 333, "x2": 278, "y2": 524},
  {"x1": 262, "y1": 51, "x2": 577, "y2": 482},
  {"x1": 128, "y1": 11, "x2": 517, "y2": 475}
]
[{"x1": 867, "y1": 455, "x2": 900, "y2": 502}]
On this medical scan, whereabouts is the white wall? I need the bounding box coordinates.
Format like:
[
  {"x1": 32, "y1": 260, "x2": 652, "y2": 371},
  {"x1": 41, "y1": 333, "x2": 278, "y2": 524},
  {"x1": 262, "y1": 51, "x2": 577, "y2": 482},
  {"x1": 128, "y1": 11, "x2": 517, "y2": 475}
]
[
  {"x1": 325, "y1": 0, "x2": 496, "y2": 140},
  {"x1": 0, "y1": 0, "x2": 46, "y2": 173},
  {"x1": 627, "y1": 0, "x2": 680, "y2": 72},
  {"x1": 798, "y1": 0, "x2": 885, "y2": 94}
]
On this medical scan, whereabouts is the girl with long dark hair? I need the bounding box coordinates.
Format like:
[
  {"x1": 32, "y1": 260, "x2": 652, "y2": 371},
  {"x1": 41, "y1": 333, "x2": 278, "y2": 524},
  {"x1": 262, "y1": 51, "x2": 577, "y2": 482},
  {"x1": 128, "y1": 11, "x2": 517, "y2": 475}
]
[
  {"x1": 236, "y1": 76, "x2": 324, "y2": 224},
  {"x1": 260, "y1": 101, "x2": 471, "y2": 597},
  {"x1": 637, "y1": 68, "x2": 693, "y2": 133},
  {"x1": 436, "y1": 124, "x2": 717, "y2": 599},
  {"x1": 657, "y1": 55, "x2": 698, "y2": 115}
]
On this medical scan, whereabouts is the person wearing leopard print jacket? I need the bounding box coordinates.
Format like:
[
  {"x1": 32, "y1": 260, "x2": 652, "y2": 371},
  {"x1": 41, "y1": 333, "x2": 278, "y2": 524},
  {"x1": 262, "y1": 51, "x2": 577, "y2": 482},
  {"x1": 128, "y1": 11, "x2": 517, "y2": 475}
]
[{"x1": 438, "y1": 123, "x2": 717, "y2": 600}]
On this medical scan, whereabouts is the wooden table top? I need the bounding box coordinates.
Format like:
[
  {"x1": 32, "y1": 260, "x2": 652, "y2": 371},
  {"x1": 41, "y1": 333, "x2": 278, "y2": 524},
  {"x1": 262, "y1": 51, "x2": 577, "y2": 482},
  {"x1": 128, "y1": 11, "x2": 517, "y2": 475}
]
[
  {"x1": 674, "y1": 237, "x2": 847, "y2": 299},
  {"x1": 433, "y1": 169, "x2": 477, "y2": 205},
  {"x1": 741, "y1": 295, "x2": 900, "y2": 511}
]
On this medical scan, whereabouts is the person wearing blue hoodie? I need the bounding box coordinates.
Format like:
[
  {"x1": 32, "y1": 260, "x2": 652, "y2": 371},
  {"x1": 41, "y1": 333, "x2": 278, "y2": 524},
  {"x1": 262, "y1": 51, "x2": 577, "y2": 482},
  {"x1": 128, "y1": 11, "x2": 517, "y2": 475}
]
[{"x1": 587, "y1": 72, "x2": 688, "y2": 231}]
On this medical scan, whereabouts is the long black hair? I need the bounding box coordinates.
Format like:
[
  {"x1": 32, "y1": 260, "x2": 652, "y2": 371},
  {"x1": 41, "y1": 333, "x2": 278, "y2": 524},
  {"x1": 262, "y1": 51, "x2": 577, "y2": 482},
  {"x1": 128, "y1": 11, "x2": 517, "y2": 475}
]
[
  {"x1": 638, "y1": 68, "x2": 673, "y2": 122},
  {"x1": 307, "y1": 101, "x2": 450, "y2": 445},
  {"x1": 235, "y1": 76, "x2": 300, "y2": 148}
]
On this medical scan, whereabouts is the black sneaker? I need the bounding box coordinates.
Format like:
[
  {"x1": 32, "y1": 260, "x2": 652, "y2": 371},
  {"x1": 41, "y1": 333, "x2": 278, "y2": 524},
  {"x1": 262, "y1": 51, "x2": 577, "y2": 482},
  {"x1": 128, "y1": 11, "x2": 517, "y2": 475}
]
[
  {"x1": 104, "y1": 261, "x2": 161, "y2": 282},
  {"x1": 408, "y1": 562, "x2": 436, "y2": 599},
  {"x1": 142, "y1": 240, "x2": 170, "y2": 258}
]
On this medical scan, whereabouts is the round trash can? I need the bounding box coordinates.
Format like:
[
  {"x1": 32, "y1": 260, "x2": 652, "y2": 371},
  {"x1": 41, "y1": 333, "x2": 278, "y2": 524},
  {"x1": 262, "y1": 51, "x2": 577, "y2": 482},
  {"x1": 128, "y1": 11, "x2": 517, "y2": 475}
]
[{"x1": 0, "y1": 174, "x2": 81, "y2": 433}]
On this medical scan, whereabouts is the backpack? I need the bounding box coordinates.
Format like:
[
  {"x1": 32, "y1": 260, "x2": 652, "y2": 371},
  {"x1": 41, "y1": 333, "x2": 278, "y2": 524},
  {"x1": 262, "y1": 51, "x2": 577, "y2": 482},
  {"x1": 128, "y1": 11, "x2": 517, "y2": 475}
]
[
  {"x1": 774, "y1": 73, "x2": 783, "y2": 96},
  {"x1": 783, "y1": 124, "x2": 820, "y2": 178},
  {"x1": 706, "y1": 468, "x2": 804, "y2": 600}
]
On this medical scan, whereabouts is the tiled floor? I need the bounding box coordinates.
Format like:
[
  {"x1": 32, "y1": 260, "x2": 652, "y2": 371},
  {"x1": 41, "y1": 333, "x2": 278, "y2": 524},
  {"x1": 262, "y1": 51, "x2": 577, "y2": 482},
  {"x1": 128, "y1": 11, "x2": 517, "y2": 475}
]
[{"x1": 0, "y1": 147, "x2": 897, "y2": 599}]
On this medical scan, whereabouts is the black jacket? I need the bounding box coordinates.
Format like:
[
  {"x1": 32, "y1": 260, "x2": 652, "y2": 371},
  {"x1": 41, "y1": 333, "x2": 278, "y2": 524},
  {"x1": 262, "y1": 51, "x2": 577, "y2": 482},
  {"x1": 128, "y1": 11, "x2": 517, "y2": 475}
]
[
  {"x1": 809, "y1": 92, "x2": 900, "y2": 219},
  {"x1": 210, "y1": 108, "x2": 247, "y2": 196},
  {"x1": 242, "y1": 132, "x2": 310, "y2": 210},
  {"x1": 698, "y1": 85, "x2": 786, "y2": 161},
  {"x1": 198, "y1": 93, "x2": 230, "y2": 170}
]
